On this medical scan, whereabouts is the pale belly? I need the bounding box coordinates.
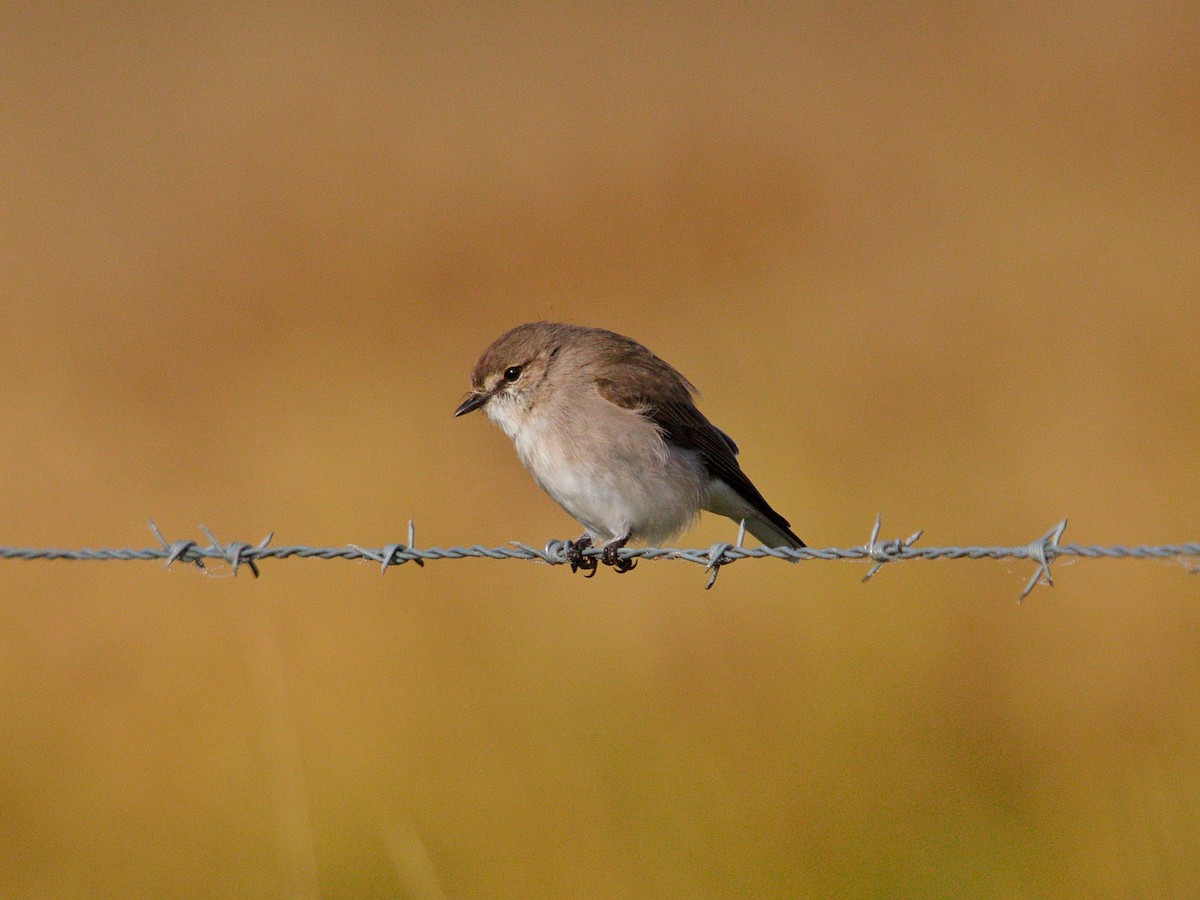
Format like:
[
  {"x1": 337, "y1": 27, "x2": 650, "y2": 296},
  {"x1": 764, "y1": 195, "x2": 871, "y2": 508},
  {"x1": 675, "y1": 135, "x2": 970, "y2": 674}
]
[{"x1": 510, "y1": 405, "x2": 707, "y2": 545}]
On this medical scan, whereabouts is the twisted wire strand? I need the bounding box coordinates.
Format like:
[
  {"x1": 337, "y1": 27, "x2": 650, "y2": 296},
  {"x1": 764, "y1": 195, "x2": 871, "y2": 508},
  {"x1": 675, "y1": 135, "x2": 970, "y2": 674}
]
[{"x1": 0, "y1": 517, "x2": 1195, "y2": 598}]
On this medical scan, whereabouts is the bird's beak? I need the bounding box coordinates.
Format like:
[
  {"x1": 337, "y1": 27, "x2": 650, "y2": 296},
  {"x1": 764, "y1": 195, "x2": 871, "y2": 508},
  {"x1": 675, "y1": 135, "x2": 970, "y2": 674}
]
[{"x1": 453, "y1": 392, "x2": 487, "y2": 417}]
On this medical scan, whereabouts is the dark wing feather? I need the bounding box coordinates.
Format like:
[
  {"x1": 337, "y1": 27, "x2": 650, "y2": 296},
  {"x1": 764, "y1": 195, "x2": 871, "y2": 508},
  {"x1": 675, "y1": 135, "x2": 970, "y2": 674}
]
[
  {"x1": 654, "y1": 400, "x2": 800, "y2": 544},
  {"x1": 595, "y1": 359, "x2": 800, "y2": 545}
]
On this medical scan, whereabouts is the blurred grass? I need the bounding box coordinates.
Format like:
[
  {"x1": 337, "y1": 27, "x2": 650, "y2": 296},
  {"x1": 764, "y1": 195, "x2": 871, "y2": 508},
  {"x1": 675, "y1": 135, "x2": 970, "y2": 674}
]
[{"x1": 1, "y1": 2, "x2": 1198, "y2": 896}]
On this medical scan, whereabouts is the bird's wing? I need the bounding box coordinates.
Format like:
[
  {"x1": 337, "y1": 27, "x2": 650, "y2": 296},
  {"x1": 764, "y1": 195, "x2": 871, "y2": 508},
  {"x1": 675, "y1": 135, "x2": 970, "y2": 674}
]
[
  {"x1": 654, "y1": 400, "x2": 799, "y2": 542},
  {"x1": 595, "y1": 372, "x2": 802, "y2": 547}
]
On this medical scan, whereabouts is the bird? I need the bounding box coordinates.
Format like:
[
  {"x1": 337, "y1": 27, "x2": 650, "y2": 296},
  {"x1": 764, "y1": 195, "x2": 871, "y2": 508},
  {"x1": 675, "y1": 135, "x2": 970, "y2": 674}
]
[{"x1": 454, "y1": 322, "x2": 805, "y2": 574}]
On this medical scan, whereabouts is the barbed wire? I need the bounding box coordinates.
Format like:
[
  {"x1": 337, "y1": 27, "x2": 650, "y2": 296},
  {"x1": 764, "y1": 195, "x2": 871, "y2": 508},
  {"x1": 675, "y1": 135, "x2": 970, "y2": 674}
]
[{"x1": 0, "y1": 517, "x2": 1196, "y2": 599}]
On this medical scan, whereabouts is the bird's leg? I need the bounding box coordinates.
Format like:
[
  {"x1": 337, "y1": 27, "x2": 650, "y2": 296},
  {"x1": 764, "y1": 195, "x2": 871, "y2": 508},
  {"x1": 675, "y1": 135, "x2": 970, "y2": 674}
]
[
  {"x1": 566, "y1": 535, "x2": 598, "y2": 577},
  {"x1": 601, "y1": 534, "x2": 636, "y2": 573}
]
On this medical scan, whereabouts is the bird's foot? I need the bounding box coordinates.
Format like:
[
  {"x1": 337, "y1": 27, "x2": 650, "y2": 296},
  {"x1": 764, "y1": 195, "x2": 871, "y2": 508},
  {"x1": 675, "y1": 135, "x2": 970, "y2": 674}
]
[
  {"x1": 566, "y1": 536, "x2": 598, "y2": 577},
  {"x1": 601, "y1": 536, "x2": 636, "y2": 573}
]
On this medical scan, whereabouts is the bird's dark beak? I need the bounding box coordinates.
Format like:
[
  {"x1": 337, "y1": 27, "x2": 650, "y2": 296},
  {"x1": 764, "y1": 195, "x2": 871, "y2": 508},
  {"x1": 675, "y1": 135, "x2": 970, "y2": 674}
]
[{"x1": 454, "y1": 392, "x2": 487, "y2": 417}]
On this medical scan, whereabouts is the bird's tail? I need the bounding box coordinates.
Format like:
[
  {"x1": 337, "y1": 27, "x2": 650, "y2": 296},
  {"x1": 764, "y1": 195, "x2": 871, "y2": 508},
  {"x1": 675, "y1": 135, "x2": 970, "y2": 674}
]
[
  {"x1": 741, "y1": 514, "x2": 806, "y2": 550},
  {"x1": 704, "y1": 480, "x2": 806, "y2": 549}
]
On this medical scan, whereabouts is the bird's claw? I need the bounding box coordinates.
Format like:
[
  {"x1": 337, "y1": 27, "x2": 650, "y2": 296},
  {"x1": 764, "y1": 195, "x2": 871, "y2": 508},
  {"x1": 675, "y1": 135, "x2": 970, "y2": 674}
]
[
  {"x1": 566, "y1": 538, "x2": 598, "y2": 576},
  {"x1": 601, "y1": 539, "x2": 636, "y2": 573},
  {"x1": 565, "y1": 536, "x2": 636, "y2": 575}
]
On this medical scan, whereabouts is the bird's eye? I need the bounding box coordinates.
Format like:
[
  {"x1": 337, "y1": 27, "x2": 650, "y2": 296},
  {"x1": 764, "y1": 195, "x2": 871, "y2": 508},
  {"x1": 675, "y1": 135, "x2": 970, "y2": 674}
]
[{"x1": 503, "y1": 365, "x2": 523, "y2": 383}]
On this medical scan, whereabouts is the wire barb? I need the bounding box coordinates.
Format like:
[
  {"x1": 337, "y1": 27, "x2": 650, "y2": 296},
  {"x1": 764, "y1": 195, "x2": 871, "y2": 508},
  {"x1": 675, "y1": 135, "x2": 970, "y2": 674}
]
[
  {"x1": 148, "y1": 520, "x2": 206, "y2": 572},
  {"x1": 351, "y1": 520, "x2": 425, "y2": 573},
  {"x1": 198, "y1": 525, "x2": 273, "y2": 578},
  {"x1": 703, "y1": 519, "x2": 747, "y2": 589},
  {"x1": 1019, "y1": 518, "x2": 1068, "y2": 602},
  {"x1": 861, "y1": 514, "x2": 924, "y2": 583}
]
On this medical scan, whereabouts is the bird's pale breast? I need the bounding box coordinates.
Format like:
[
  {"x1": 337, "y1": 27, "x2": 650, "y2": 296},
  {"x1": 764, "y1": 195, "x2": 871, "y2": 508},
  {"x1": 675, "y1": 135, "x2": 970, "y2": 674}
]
[{"x1": 499, "y1": 393, "x2": 706, "y2": 545}]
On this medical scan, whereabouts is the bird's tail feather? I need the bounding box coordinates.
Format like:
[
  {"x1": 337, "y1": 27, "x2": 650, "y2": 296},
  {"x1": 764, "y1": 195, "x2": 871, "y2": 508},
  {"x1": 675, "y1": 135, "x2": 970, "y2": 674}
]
[
  {"x1": 704, "y1": 480, "x2": 806, "y2": 549},
  {"x1": 742, "y1": 514, "x2": 806, "y2": 550}
]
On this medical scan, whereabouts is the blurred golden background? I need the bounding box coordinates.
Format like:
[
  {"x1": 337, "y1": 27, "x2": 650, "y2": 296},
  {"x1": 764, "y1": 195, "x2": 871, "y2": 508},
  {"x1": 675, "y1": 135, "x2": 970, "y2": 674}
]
[{"x1": 2, "y1": 3, "x2": 1198, "y2": 896}]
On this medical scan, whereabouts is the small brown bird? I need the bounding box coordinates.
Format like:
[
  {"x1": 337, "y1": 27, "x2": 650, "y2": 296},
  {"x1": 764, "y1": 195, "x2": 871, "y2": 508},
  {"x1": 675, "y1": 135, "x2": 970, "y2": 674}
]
[{"x1": 455, "y1": 322, "x2": 804, "y2": 572}]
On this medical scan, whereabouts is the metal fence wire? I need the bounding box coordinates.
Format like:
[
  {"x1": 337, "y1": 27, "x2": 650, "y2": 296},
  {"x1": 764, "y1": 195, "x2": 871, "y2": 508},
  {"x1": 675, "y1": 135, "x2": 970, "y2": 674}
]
[{"x1": 0, "y1": 517, "x2": 1196, "y2": 598}]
